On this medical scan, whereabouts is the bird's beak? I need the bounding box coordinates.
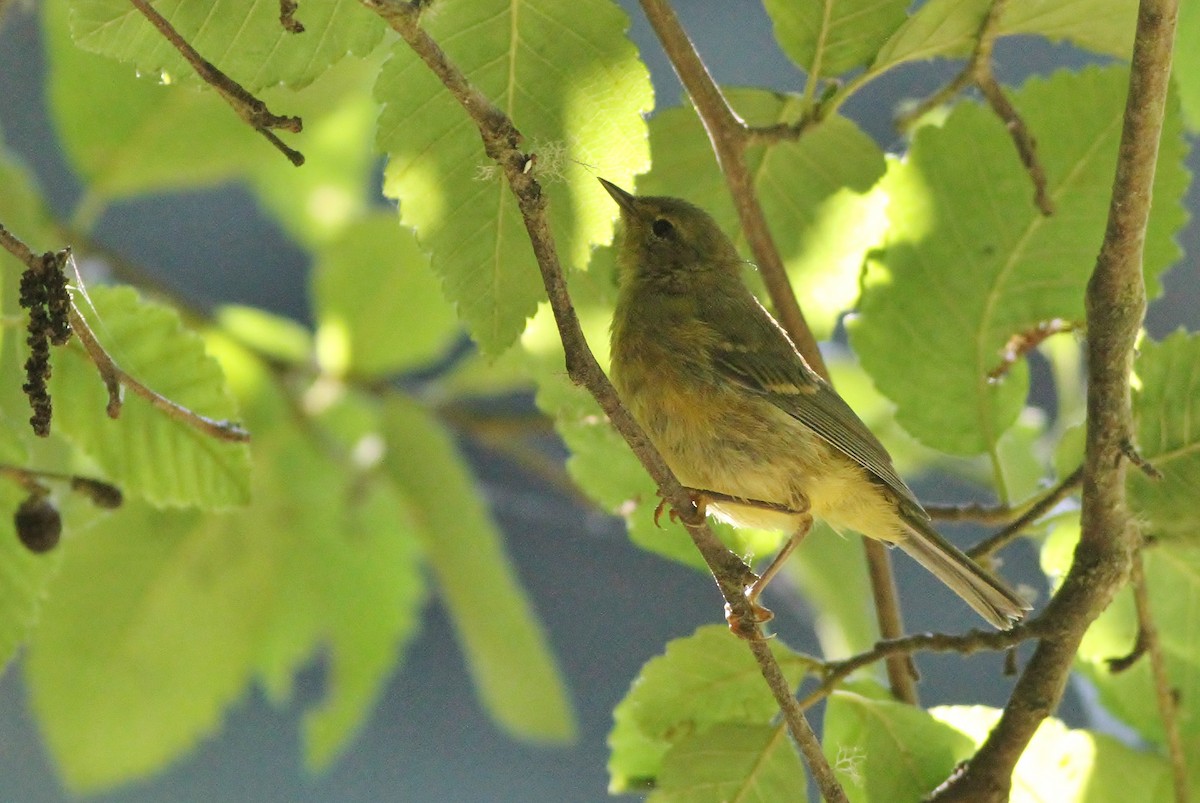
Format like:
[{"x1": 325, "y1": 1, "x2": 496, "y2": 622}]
[{"x1": 598, "y1": 178, "x2": 637, "y2": 215}]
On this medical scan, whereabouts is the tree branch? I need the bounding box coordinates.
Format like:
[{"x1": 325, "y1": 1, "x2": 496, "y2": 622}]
[
  {"x1": 966, "y1": 466, "x2": 1083, "y2": 560},
  {"x1": 798, "y1": 620, "x2": 1044, "y2": 711},
  {"x1": 636, "y1": 0, "x2": 914, "y2": 708},
  {"x1": 128, "y1": 0, "x2": 305, "y2": 166},
  {"x1": 932, "y1": 0, "x2": 1179, "y2": 798},
  {"x1": 357, "y1": 2, "x2": 845, "y2": 799}
]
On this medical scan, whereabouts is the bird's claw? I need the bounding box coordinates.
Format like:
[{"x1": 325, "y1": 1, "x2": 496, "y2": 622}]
[{"x1": 653, "y1": 488, "x2": 708, "y2": 528}]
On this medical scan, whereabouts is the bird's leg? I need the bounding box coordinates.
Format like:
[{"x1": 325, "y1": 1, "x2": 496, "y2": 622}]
[
  {"x1": 736, "y1": 502, "x2": 814, "y2": 626},
  {"x1": 654, "y1": 487, "x2": 801, "y2": 528},
  {"x1": 653, "y1": 487, "x2": 710, "y2": 527}
]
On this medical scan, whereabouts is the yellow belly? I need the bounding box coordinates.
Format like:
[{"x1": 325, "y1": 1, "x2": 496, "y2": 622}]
[{"x1": 613, "y1": 352, "x2": 905, "y2": 542}]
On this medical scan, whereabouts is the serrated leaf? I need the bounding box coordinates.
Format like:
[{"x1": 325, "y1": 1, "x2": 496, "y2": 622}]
[
  {"x1": 381, "y1": 397, "x2": 575, "y2": 742},
  {"x1": 312, "y1": 213, "x2": 458, "y2": 378},
  {"x1": 763, "y1": 0, "x2": 908, "y2": 78},
  {"x1": 934, "y1": 706, "x2": 1187, "y2": 802},
  {"x1": 68, "y1": 0, "x2": 384, "y2": 92},
  {"x1": 822, "y1": 688, "x2": 975, "y2": 801},
  {"x1": 651, "y1": 723, "x2": 808, "y2": 803},
  {"x1": 637, "y1": 93, "x2": 887, "y2": 341},
  {"x1": 1130, "y1": 331, "x2": 1200, "y2": 540},
  {"x1": 1176, "y1": 2, "x2": 1200, "y2": 131},
  {"x1": 849, "y1": 67, "x2": 1188, "y2": 456},
  {"x1": 49, "y1": 285, "x2": 251, "y2": 508},
  {"x1": 45, "y1": 0, "x2": 260, "y2": 199},
  {"x1": 608, "y1": 625, "x2": 810, "y2": 792},
  {"x1": 873, "y1": 0, "x2": 1136, "y2": 71},
  {"x1": 375, "y1": 0, "x2": 652, "y2": 354},
  {"x1": 25, "y1": 502, "x2": 276, "y2": 792}
]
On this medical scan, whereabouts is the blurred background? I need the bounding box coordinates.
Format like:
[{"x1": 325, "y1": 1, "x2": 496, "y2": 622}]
[{"x1": 1, "y1": 1, "x2": 1197, "y2": 801}]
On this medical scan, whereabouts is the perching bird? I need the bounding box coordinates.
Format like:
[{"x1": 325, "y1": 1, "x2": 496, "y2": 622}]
[{"x1": 601, "y1": 178, "x2": 1028, "y2": 630}]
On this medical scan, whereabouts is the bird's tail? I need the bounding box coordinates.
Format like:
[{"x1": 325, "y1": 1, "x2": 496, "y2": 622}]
[{"x1": 897, "y1": 516, "x2": 1031, "y2": 630}]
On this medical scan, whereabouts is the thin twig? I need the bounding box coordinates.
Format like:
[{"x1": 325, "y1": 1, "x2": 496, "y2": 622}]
[
  {"x1": 864, "y1": 540, "x2": 920, "y2": 702},
  {"x1": 357, "y1": 3, "x2": 844, "y2": 800},
  {"x1": 1121, "y1": 438, "x2": 1165, "y2": 479},
  {"x1": 0, "y1": 464, "x2": 123, "y2": 508},
  {"x1": 799, "y1": 620, "x2": 1044, "y2": 710},
  {"x1": 68, "y1": 305, "x2": 251, "y2": 442},
  {"x1": 127, "y1": 0, "x2": 305, "y2": 166},
  {"x1": 897, "y1": 0, "x2": 1053, "y2": 216},
  {"x1": 932, "y1": 0, "x2": 1180, "y2": 798},
  {"x1": 926, "y1": 500, "x2": 1020, "y2": 524},
  {"x1": 636, "y1": 0, "x2": 915, "y2": 711},
  {"x1": 1127, "y1": 552, "x2": 1189, "y2": 803},
  {"x1": 0, "y1": 221, "x2": 38, "y2": 265},
  {"x1": 967, "y1": 467, "x2": 1084, "y2": 560}
]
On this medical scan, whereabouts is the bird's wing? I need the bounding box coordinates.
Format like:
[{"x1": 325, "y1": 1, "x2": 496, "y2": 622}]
[{"x1": 708, "y1": 297, "x2": 928, "y2": 520}]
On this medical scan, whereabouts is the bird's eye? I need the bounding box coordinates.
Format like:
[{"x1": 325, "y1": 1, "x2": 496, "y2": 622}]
[{"x1": 651, "y1": 218, "x2": 675, "y2": 238}]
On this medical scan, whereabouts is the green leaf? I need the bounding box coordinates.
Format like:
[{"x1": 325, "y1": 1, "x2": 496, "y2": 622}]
[
  {"x1": 312, "y1": 213, "x2": 458, "y2": 378},
  {"x1": 381, "y1": 397, "x2": 576, "y2": 742},
  {"x1": 849, "y1": 66, "x2": 1188, "y2": 456},
  {"x1": 1130, "y1": 331, "x2": 1200, "y2": 540},
  {"x1": 651, "y1": 723, "x2": 808, "y2": 803},
  {"x1": 763, "y1": 0, "x2": 908, "y2": 78},
  {"x1": 299, "y1": 477, "x2": 426, "y2": 770},
  {"x1": 25, "y1": 502, "x2": 277, "y2": 792},
  {"x1": 67, "y1": 0, "x2": 384, "y2": 91},
  {"x1": 822, "y1": 688, "x2": 975, "y2": 801},
  {"x1": 27, "y1": 338, "x2": 427, "y2": 790},
  {"x1": 375, "y1": 0, "x2": 653, "y2": 354},
  {"x1": 215, "y1": 305, "x2": 312, "y2": 366},
  {"x1": 44, "y1": 0, "x2": 260, "y2": 201},
  {"x1": 1042, "y1": 522, "x2": 1200, "y2": 753},
  {"x1": 608, "y1": 625, "x2": 810, "y2": 793},
  {"x1": 234, "y1": 380, "x2": 426, "y2": 771},
  {"x1": 246, "y1": 53, "x2": 385, "y2": 247},
  {"x1": 637, "y1": 93, "x2": 887, "y2": 341},
  {"x1": 873, "y1": 0, "x2": 1136, "y2": 72},
  {"x1": 1176, "y1": 1, "x2": 1200, "y2": 131},
  {"x1": 49, "y1": 285, "x2": 251, "y2": 508},
  {"x1": 934, "y1": 706, "x2": 1186, "y2": 802},
  {"x1": 0, "y1": 483, "x2": 62, "y2": 672}
]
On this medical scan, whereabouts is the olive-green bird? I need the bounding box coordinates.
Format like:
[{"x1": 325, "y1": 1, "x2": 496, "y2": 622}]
[{"x1": 601, "y1": 178, "x2": 1028, "y2": 630}]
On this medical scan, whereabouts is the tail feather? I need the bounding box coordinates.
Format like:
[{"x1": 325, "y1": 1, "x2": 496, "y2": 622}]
[{"x1": 897, "y1": 517, "x2": 1030, "y2": 630}]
